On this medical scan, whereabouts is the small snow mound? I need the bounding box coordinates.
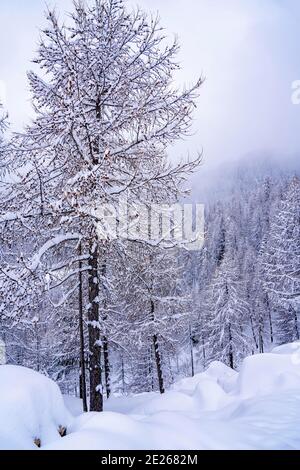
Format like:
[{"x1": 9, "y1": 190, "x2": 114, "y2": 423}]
[
  {"x1": 172, "y1": 373, "x2": 206, "y2": 395},
  {"x1": 0, "y1": 365, "x2": 71, "y2": 449},
  {"x1": 193, "y1": 377, "x2": 231, "y2": 411},
  {"x1": 172, "y1": 362, "x2": 238, "y2": 398},
  {"x1": 204, "y1": 361, "x2": 238, "y2": 392},
  {"x1": 237, "y1": 353, "x2": 300, "y2": 398}
]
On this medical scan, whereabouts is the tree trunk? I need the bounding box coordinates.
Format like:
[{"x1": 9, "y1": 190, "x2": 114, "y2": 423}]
[
  {"x1": 266, "y1": 296, "x2": 274, "y2": 343},
  {"x1": 103, "y1": 336, "x2": 111, "y2": 398},
  {"x1": 100, "y1": 258, "x2": 111, "y2": 399},
  {"x1": 293, "y1": 308, "x2": 299, "y2": 340},
  {"x1": 34, "y1": 321, "x2": 40, "y2": 372},
  {"x1": 268, "y1": 311, "x2": 274, "y2": 343},
  {"x1": 121, "y1": 355, "x2": 125, "y2": 394},
  {"x1": 189, "y1": 324, "x2": 194, "y2": 377},
  {"x1": 250, "y1": 313, "x2": 258, "y2": 349},
  {"x1": 88, "y1": 242, "x2": 103, "y2": 412},
  {"x1": 202, "y1": 335, "x2": 206, "y2": 368},
  {"x1": 78, "y1": 242, "x2": 88, "y2": 412},
  {"x1": 148, "y1": 348, "x2": 154, "y2": 392},
  {"x1": 258, "y1": 325, "x2": 264, "y2": 353},
  {"x1": 228, "y1": 323, "x2": 234, "y2": 369},
  {"x1": 153, "y1": 334, "x2": 165, "y2": 394},
  {"x1": 150, "y1": 299, "x2": 165, "y2": 394}
]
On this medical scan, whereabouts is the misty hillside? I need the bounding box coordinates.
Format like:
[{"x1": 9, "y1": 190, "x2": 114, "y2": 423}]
[
  {"x1": 192, "y1": 153, "x2": 300, "y2": 203},
  {"x1": 186, "y1": 156, "x2": 300, "y2": 371}
]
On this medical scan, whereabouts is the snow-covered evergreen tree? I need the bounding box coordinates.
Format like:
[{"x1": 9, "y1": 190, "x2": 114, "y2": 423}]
[
  {"x1": 206, "y1": 255, "x2": 250, "y2": 369},
  {"x1": 262, "y1": 176, "x2": 300, "y2": 344}
]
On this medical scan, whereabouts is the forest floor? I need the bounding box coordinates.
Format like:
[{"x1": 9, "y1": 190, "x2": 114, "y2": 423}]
[{"x1": 1, "y1": 342, "x2": 300, "y2": 450}]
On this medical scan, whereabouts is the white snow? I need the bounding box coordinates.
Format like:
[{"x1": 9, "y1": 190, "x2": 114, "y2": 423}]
[
  {"x1": 29, "y1": 233, "x2": 81, "y2": 271},
  {"x1": 0, "y1": 365, "x2": 71, "y2": 450},
  {"x1": 272, "y1": 341, "x2": 300, "y2": 356},
  {"x1": 2, "y1": 344, "x2": 300, "y2": 450},
  {"x1": 236, "y1": 353, "x2": 300, "y2": 398}
]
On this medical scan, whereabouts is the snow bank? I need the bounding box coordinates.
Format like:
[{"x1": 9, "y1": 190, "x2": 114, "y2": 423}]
[
  {"x1": 236, "y1": 352, "x2": 300, "y2": 398},
  {"x1": 193, "y1": 377, "x2": 232, "y2": 411},
  {"x1": 45, "y1": 411, "x2": 151, "y2": 450},
  {"x1": 173, "y1": 361, "x2": 237, "y2": 396},
  {"x1": 0, "y1": 365, "x2": 71, "y2": 449},
  {"x1": 204, "y1": 361, "x2": 238, "y2": 392},
  {"x1": 3, "y1": 342, "x2": 300, "y2": 450},
  {"x1": 272, "y1": 341, "x2": 300, "y2": 356},
  {"x1": 170, "y1": 361, "x2": 237, "y2": 410}
]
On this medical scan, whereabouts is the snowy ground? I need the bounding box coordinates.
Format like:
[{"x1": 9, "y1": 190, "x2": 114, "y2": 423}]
[{"x1": 2, "y1": 342, "x2": 300, "y2": 450}]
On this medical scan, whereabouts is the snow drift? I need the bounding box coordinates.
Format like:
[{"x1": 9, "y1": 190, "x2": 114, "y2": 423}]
[
  {"x1": 2, "y1": 342, "x2": 300, "y2": 450},
  {"x1": 0, "y1": 365, "x2": 71, "y2": 449}
]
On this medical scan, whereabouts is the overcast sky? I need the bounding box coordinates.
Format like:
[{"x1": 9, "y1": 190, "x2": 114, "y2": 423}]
[{"x1": 1, "y1": 0, "x2": 300, "y2": 170}]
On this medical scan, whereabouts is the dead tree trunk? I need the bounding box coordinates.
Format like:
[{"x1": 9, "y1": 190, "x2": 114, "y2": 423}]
[{"x1": 88, "y1": 241, "x2": 103, "y2": 412}]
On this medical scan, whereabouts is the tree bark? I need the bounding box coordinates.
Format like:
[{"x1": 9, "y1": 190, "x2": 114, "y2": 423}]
[
  {"x1": 103, "y1": 336, "x2": 111, "y2": 398},
  {"x1": 293, "y1": 307, "x2": 299, "y2": 340},
  {"x1": 189, "y1": 324, "x2": 195, "y2": 377},
  {"x1": 153, "y1": 333, "x2": 165, "y2": 394},
  {"x1": 100, "y1": 258, "x2": 111, "y2": 399},
  {"x1": 34, "y1": 321, "x2": 40, "y2": 372},
  {"x1": 228, "y1": 322, "x2": 234, "y2": 369},
  {"x1": 202, "y1": 335, "x2": 206, "y2": 368},
  {"x1": 121, "y1": 355, "x2": 125, "y2": 394},
  {"x1": 148, "y1": 348, "x2": 154, "y2": 392},
  {"x1": 266, "y1": 296, "x2": 274, "y2": 343},
  {"x1": 258, "y1": 325, "x2": 264, "y2": 353},
  {"x1": 88, "y1": 242, "x2": 103, "y2": 412},
  {"x1": 78, "y1": 242, "x2": 88, "y2": 412},
  {"x1": 150, "y1": 299, "x2": 164, "y2": 394}
]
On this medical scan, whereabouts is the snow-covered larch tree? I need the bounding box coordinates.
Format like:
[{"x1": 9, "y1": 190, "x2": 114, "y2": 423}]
[{"x1": 2, "y1": 0, "x2": 202, "y2": 410}]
